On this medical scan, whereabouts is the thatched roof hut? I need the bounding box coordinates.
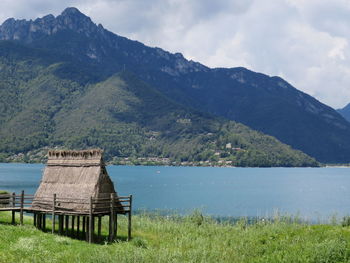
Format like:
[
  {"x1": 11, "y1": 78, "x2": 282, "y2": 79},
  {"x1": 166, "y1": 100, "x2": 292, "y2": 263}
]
[{"x1": 32, "y1": 149, "x2": 122, "y2": 213}]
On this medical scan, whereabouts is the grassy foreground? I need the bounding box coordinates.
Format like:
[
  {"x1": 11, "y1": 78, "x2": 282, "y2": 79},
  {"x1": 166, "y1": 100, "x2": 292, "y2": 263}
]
[{"x1": 1, "y1": 212, "x2": 350, "y2": 263}]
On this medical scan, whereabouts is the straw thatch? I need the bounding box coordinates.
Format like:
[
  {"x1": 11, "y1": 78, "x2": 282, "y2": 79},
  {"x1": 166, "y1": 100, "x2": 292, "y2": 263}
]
[{"x1": 32, "y1": 149, "x2": 122, "y2": 213}]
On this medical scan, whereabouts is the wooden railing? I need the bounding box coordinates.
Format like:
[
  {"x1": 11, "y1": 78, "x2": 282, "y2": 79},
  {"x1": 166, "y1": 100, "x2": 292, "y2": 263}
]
[
  {"x1": 0, "y1": 191, "x2": 34, "y2": 209},
  {"x1": 0, "y1": 192, "x2": 131, "y2": 214}
]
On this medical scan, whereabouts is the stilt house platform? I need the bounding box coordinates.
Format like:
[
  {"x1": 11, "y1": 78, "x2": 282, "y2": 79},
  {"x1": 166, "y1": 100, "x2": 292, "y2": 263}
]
[{"x1": 0, "y1": 149, "x2": 132, "y2": 243}]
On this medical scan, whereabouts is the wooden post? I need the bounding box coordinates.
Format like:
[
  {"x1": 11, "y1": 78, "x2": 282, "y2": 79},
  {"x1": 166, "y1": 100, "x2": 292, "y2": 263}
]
[
  {"x1": 115, "y1": 214, "x2": 118, "y2": 239},
  {"x1": 11, "y1": 192, "x2": 15, "y2": 225},
  {"x1": 52, "y1": 194, "x2": 56, "y2": 234},
  {"x1": 109, "y1": 193, "x2": 115, "y2": 242},
  {"x1": 71, "y1": 216, "x2": 75, "y2": 237},
  {"x1": 20, "y1": 190, "x2": 24, "y2": 225},
  {"x1": 42, "y1": 214, "x2": 46, "y2": 231},
  {"x1": 38, "y1": 213, "x2": 42, "y2": 229},
  {"x1": 92, "y1": 216, "x2": 95, "y2": 239},
  {"x1": 77, "y1": 216, "x2": 80, "y2": 238},
  {"x1": 44, "y1": 214, "x2": 47, "y2": 231},
  {"x1": 89, "y1": 196, "x2": 93, "y2": 243},
  {"x1": 82, "y1": 216, "x2": 86, "y2": 239},
  {"x1": 58, "y1": 215, "x2": 61, "y2": 234},
  {"x1": 86, "y1": 217, "x2": 89, "y2": 242},
  {"x1": 65, "y1": 215, "x2": 69, "y2": 236},
  {"x1": 59, "y1": 215, "x2": 64, "y2": 235},
  {"x1": 59, "y1": 215, "x2": 63, "y2": 234},
  {"x1": 98, "y1": 216, "x2": 102, "y2": 241},
  {"x1": 33, "y1": 213, "x2": 37, "y2": 227},
  {"x1": 127, "y1": 195, "x2": 132, "y2": 241}
]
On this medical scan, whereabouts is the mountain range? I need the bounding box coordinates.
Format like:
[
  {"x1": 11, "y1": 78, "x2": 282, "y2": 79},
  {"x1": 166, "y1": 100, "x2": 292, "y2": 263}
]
[
  {"x1": 0, "y1": 7, "x2": 347, "y2": 165},
  {"x1": 338, "y1": 104, "x2": 350, "y2": 123}
]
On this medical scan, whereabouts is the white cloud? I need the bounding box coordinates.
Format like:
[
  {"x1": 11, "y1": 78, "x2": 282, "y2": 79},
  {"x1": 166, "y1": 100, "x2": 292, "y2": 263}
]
[{"x1": 0, "y1": 0, "x2": 350, "y2": 108}]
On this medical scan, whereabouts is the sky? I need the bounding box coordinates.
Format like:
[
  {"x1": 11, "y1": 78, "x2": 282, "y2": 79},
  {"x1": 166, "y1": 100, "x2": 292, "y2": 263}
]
[{"x1": 0, "y1": 0, "x2": 349, "y2": 109}]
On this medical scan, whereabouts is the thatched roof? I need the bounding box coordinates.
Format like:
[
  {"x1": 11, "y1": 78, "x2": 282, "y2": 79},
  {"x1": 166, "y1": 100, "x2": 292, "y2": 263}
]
[{"x1": 32, "y1": 149, "x2": 122, "y2": 213}]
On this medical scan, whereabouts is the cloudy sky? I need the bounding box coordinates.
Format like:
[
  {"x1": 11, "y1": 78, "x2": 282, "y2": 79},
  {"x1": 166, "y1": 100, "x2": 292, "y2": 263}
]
[{"x1": 0, "y1": 0, "x2": 349, "y2": 109}]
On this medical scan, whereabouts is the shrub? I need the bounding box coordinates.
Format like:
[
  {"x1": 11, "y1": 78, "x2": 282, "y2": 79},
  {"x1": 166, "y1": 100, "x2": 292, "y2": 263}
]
[{"x1": 341, "y1": 216, "x2": 350, "y2": 227}]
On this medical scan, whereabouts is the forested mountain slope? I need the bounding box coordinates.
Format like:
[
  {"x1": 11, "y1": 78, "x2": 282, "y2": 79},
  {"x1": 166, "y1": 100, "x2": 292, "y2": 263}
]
[{"x1": 0, "y1": 41, "x2": 317, "y2": 166}]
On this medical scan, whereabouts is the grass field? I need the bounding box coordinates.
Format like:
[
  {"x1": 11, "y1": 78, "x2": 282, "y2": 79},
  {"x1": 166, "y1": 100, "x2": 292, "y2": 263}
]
[{"x1": 0, "y1": 211, "x2": 350, "y2": 263}]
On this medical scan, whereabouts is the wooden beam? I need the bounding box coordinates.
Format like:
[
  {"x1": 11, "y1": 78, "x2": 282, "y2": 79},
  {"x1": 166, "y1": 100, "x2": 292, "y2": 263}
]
[
  {"x1": 42, "y1": 214, "x2": 46, "y2": 231},
  {"x1": 88, "y1": 197, "x2": 93, "y2": 243},
  {"x1": 11, "y1": 192, "x2": 15, "y2": 225},
  {"x1": 86, "y1": 217, "x2": 89, "y2": 242},
  {"x1": 127, "y1": 195, "x2": 133, "y2": 241},
  {"x1": 109, "y1": 193, "x2": 115, "y2": 242},
  {"x1": 20, "y1": 190, "x2": 24, "y2": 225},
  {"x1": 77, "y1": 216, "x2": 80, "y2": 238},
  {"x1": 52, "y1": 194, "x2": 56, "y2": 234},
  {"x1": 115, "y1": 214, "x2": 118, "y2": 239},
  {"x1": 71, "y1": 216, "x2": 75, "y2": 237},
  {"x1": 98, "y1": 216, "x2": 102, "y2": 241},
  {"x1": 82, "y1": 216, "x2": 86, "y2": 239},
  {"x1": 65, "y1": 215, "x2": 69, "y2": 236},
  {"x1": 38, "y1": 213, "x2": 42, "y2": 229},
  {"x1": 59, "y1": 215, "x2": 64, "y2": 235},
  {"x1": 33, "y1": 213, "x2": 37, "y2": 227}
]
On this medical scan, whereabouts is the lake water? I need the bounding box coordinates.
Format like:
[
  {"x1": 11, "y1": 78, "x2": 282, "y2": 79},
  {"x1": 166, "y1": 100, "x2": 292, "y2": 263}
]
[{"x1": 0, "y1": 163, "x2": 350, "y2": 221}]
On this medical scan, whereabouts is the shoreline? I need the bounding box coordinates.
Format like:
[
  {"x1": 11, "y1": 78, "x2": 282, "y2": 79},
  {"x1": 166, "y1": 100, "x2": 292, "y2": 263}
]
[{"x1": 0, "y1": 161, "x2": 325, "y2": 168}]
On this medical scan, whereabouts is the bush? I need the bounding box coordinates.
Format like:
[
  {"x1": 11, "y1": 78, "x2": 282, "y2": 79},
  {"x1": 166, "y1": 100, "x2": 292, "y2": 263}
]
[
  {"x1": 188, "y1": 210, "x2": 204, "y2": 226},
  {"x1": 341, "y1": 216, "x2": 350, "y2": 227}
]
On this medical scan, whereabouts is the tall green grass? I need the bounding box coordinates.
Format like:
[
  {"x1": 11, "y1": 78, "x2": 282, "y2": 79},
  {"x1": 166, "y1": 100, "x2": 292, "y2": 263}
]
[{"x1": 0, "y1": 211, "x2": 350, "y2": 263}]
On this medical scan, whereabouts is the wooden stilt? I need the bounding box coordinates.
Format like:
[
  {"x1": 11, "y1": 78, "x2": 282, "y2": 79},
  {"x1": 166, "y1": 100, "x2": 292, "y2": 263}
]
[
  {"x1": 59, "y1": 215, "x2": 64, "y2": 235},
  {"x1": 38, "y1": 214, "x2": 42, "y2": 229},
  {"x1": 58, "y1": 215, "x2": 61, "y2": 234},
  {"x1": 52, "y1": 194, "x2": 56, "y2": 234},
  {"x1": 71, "y1": 216, "x2": 75, "y2": 237},
  {"x1": 98, "y1": 216, "x2": 102, "y2": 241},
  {"x1": 86, "y1": 217, "x2": 89, "y2": 242},
  {"x1": 77, "y1": 216, "x2": 80, "y2": 238},
  {"x1": 42, "y1": 214, "x2": 46, "y2": 231},
  {"x1": 82, "y1": 216, "x2": 86, "y2": 239},
  {"x1": 127, "y1": 195, "x2": 133, "y2": 241},
  {"x1": 11, "y1": 192, "x2": 16, "y2": 225},
  {"x1": 65, "y1": 215, "x2": 69, "y2": 236},
  {"x1": 33, "y1": 213, "x2": 37, "y2": 227},
  {"x1": 92, "y1": 216, "x2": 95, "y2": 240},
  {"x1": 115, "y1": 214, "x2": 118, "y2": 239},
  {"x1": 20, "y1": 190, "x2": 24, "y2": 225},
  {"x1": 88, "y1": 196, "x2": 93, "y2": 243},
  {"x1": 109, "y1": 193, "x2": 115, "y2": 242},
  {"x1": 12, "y1": 211, "x2": 16, "y2": 225}
]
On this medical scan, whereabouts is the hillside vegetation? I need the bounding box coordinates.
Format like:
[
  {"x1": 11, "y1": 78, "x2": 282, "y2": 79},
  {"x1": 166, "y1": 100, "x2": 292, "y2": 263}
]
[
  {"x1": 0, "y1": 42, "x2": 318, "y2": 167},
  {"x1": 0, "y1": 212, "x2": 350, "y2": 262}
]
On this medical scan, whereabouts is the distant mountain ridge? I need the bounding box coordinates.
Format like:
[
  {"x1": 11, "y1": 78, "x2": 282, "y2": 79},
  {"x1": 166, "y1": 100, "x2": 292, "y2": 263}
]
[
  {"x1": 337, "y1": 104, "x2": 350, "y2": 123},
  {"x1": 0, "y1": 7, "x2": 348, "y2": 163}
]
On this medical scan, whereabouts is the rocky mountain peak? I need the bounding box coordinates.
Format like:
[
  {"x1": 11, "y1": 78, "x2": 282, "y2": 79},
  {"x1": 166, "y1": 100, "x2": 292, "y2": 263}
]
[
  {"x1": 61, "y1": 7, "x2": 84, "y2": 16},
  {"x1": 0, "y1": 7, "x2": 98, "y2": 42},
  {"x1": 58, "y1": 7, "x2": 95, "y2": 32}
]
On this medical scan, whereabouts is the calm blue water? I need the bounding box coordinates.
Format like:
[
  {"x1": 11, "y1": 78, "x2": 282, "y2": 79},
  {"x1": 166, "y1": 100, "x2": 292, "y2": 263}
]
[{"x1": 0, "y1": 163, "x2": 350, "y2": 221}]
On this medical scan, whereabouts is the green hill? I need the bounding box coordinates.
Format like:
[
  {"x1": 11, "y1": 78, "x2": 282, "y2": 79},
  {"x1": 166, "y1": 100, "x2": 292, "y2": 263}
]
[{"x1": 0, "y1": 42, "x2": 317, "y2": 166}]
